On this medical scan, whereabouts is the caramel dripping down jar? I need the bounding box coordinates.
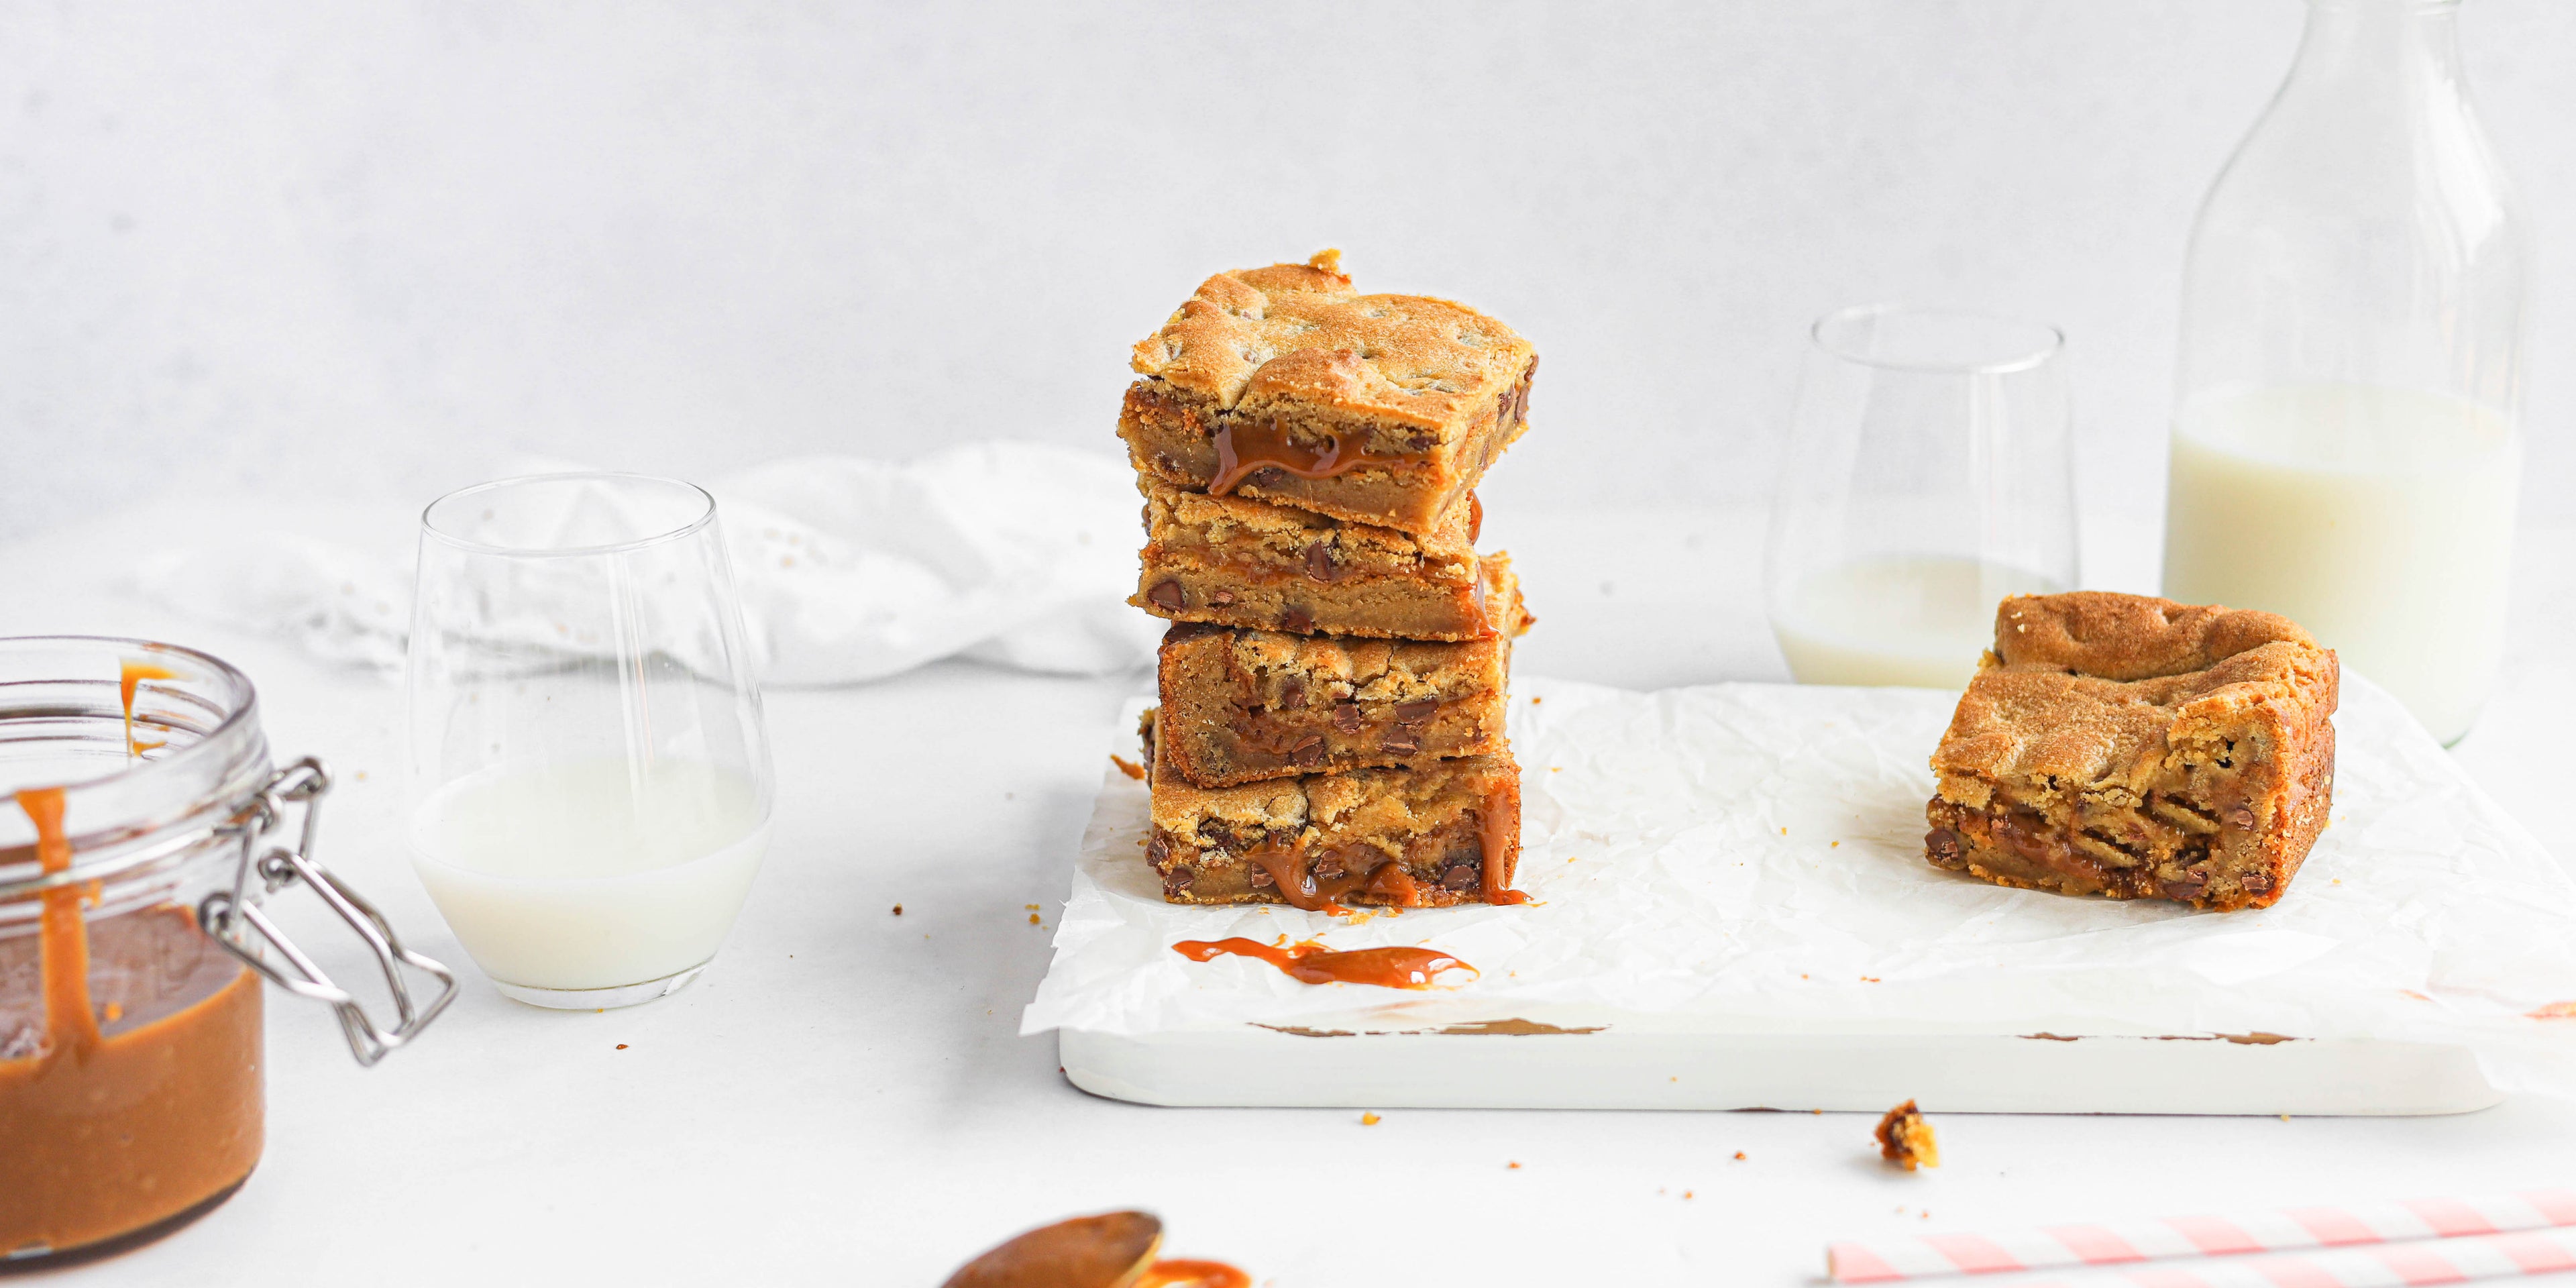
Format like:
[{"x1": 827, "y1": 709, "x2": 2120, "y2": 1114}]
[{"x1": 0, "y1": 637, "x2": 454, "y2": 1265}]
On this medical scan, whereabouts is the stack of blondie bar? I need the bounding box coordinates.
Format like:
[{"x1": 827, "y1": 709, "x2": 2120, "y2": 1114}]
[{"x1": 1118, "y1": 251, "x2": 1538, "y2": 911}]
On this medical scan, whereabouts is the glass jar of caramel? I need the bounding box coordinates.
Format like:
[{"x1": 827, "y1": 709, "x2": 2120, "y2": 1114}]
[{"x1": 0, "y1": 637, "x2": 453, "y2": 1266}]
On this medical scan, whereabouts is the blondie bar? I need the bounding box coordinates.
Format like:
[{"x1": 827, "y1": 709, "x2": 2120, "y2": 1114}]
[
  {"x1": 1133, "y1": 478, "x2": 1509, "y2": 641},
  {"x1": 1925, "y1": 592, "x2": 2339, "y2": 912},
  {"x1": 1141, "y1": 710, "x2": 1523, "y2": 910},
  {"x1": 1153, "y1": 576, "x2": 1525, "y2": 788},
  {"x1": 1120, "y1": 250, "x2": 1536, "y2": 537}
]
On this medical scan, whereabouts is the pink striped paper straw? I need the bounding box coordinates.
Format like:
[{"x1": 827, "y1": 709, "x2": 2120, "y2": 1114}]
[
  {"x1": 2004, "y1": 1226, "x2": 2576, "y2": 1288},
  {"x1": 1827, "y1": 1191, "x2": 2576, "y2": 1283}
]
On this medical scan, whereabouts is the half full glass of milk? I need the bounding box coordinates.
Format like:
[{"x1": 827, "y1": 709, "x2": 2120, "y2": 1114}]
[
  {"x1": 1764, "y1": 305, "x2": 2078, "y2": 690},
  {"x1": 407, "y1": 474, "x2": 775, "y2": 1010}
]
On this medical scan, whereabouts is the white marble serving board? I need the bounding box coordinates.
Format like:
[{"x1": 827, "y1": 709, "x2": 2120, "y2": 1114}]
[{"x1": 1026, "y1": 674, "x2": 2576, "y2": 1114}]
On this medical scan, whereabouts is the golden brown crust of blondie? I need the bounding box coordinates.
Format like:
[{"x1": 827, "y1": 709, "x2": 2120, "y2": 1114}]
[
  {"x1": 1153, "y1": 570, "x2": 1524, "y2": 788},
  {"x1": 1130, "y1": 250, "x2": 1536, "y2": 432},
  {"x1": 1991, "y1": 590, "x2": 2320, "y2": 681},
  {"x1": 1134, "y1": 482, "x2": 1519, "y2": 642},
  {"x1": 1927, "y1": 592, "x2": 2339, "y2": 912},
  {"x1": 1936, "y1": 641, "x2": 2336, "y2": 790},
  {"x1": 1119, "y1": 252, "x2": 1536, "y2": 535},
  {"x1": 1142, "y1": 474, "x2": 1479, "y2": 568},
  {"x1": 1140, "y1": 708, "x2": 1521, "y2": 909}
]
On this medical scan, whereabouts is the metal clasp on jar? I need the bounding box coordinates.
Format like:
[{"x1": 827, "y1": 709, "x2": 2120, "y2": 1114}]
[{"x1": 199, "y1": 757, "x2": 457, "y2": 1067}]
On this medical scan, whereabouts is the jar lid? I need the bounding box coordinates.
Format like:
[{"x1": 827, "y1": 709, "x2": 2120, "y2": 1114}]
[{"x1": 0, "y1": 636, "x2": 273, "y2": 898}]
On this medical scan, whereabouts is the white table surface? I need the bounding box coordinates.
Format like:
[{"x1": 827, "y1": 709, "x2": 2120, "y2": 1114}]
[{"x1": 5, "y1": 502, "x2": 2574, "y2": 1286}]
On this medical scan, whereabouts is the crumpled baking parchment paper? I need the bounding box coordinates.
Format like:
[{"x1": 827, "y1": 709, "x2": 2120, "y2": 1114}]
[{"x1": 1021, "y1": 674, "x2": 2576, "y2": 1094}]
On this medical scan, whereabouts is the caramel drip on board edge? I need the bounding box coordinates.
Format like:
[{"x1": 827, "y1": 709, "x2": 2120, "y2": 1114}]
[
  {"x1": 1137, "y1": 1260, "x2": 1252, "y2": 1288},
  {"x1": 1208, "y1": 419, "x2": 1413, "y2": 495},
  {"x1": 1173, "y1": 938, "x2": 1474, "y2": 990},
  {"x1": 121, "y1": 660, "x2": 176, "y2": 756}
]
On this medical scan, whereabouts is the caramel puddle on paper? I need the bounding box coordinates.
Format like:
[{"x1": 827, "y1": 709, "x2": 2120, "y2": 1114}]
[{"x1": 1173, "y1": 937, "x2": 1476, "y2": 989}]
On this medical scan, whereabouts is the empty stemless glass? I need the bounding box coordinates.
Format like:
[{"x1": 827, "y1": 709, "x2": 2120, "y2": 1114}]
[
  {"x1": 1765, "y1": 305, "x2": 2079, "y2": 690},
  {"x1": 407, "y1": 474, "x2": 774, "y2": 1010}
]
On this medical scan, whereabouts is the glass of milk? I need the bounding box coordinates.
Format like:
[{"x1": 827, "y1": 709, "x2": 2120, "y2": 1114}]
[
  {"x1": 406, "y1": 474, "x2": 774, "y2": 1010},
  {"x1": 2165, "y1": 0, "x2": 2526, "y2": 746},
  {"x1": 1765, "y1": 305, "x2": 2078, "y2": 690}
]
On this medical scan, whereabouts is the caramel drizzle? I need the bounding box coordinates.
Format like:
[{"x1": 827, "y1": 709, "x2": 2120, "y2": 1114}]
[
  {"x1": 1365, "y1": 861, "x2": 1423, "y2": 905},
  {"x1": 1479, "y1": 786, "x2": 1529, "y2": 906},
  {"x1": 1243, "y1": 837, "x2": 1440, "y2": 914},
  {"x1": 21, "y1": 786, "x2": 102, "y2": 1053},
  {"x1": 1173, "y1": 937, "x2": 1475, "y2": 990},
  {"x1": 1209, "y1": 419, "x2": 1413, "y2": 496},
  {"x1": 120, "y1": 661, "x2": 175, "y2": 757},
  {"x1": 1243, "y1": 838, "x2": 1358, "y2": 914},
  {"x1": 1244, "y1": 804, "x2": 1519, "y2": 912},
  {"x1": 1136, "y1": 1260, "x2": 1250, "y2": 1288}
]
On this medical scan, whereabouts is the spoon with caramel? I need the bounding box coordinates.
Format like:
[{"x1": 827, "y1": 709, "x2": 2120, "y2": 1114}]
[{"x1": 941, "y1": 1212, "x2": 1246, "y2": 1288}]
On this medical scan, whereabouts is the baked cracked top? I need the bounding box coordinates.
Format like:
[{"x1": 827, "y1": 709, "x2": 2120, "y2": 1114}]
[
  {"x1": 1935, "y1": 592, "x2": 2338, "y2": 788},
  {"x1": 1129, "y1": 250, "x2": 1536, "y2": 432},
  {"x1": 1992, "y1": 592, "x2": 2319, "y2": 681}
]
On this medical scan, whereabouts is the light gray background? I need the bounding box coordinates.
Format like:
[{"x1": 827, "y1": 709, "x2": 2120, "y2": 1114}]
[{"x1": 3, "y1": 1, "x2": 2569, "y2": 545}]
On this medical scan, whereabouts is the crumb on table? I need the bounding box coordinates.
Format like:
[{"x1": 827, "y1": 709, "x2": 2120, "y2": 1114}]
[{"x1": 1874, "y1": 1099, "x2": 1939, "y2": 1171}]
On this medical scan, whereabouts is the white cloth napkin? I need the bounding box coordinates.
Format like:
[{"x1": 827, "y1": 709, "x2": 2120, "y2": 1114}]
[{"x1": 135, "y1": 442, "x2": 1161, "y2": 686}]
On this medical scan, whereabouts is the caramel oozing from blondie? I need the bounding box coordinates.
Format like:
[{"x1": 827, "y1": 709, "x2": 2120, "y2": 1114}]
[{"x1": 1925, "y1": 592, "x2": 2339, "y2": 912}]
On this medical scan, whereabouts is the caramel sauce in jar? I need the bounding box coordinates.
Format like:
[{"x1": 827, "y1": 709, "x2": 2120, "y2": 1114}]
[
  {"x1": 1, "y1": 790, "x2": 266, "y2": 1260},
  {"x1": 1, "y1": 788, "x2": 264, "y2": 1257},
  {"x1": 0, "y1": 641, "x2": 301, "y2": 1264}
]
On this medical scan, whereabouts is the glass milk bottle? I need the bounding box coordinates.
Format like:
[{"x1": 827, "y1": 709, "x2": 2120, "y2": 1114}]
[{"x1": 2164, "y1": 0, "x2": 2528, "y2": 745}]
